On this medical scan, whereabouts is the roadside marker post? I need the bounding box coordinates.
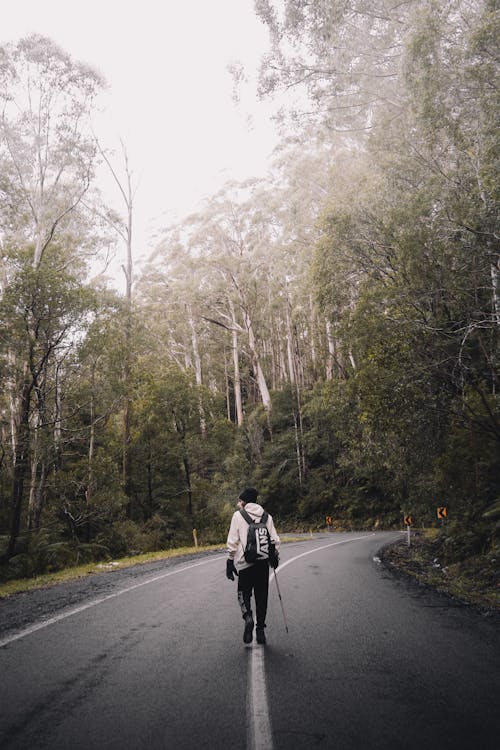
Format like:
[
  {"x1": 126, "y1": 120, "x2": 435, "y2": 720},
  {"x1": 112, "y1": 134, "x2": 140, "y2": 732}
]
[
  {"x1": 437, "y1": 507, "x2": 447, "y2": 526},
  {"x1": 404, "y1": 515, "x2": 413, "y2": 547}
]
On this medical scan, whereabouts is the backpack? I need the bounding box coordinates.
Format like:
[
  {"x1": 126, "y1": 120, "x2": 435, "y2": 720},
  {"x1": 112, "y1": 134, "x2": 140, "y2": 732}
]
[{"x1": 240, "y1": 508, "x2": 273, "y2": 563}]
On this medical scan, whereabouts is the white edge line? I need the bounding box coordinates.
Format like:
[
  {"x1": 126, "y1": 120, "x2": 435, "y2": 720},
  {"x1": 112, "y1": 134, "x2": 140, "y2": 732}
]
[
  {"x1": 0, "y1": 555, "x2": 225, "y2": 648},
  {"x1": 1, "y1": 534, "x2": 380, "y2": 649},
  {"x1": 271, "y1": 533, "x2": 375, "y2": 577}
]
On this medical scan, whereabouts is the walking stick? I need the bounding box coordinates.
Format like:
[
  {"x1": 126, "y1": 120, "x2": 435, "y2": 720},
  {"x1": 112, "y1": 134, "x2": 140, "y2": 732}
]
[{"x1": 273, "y1": 569, "x2": 289, "y2": 634}]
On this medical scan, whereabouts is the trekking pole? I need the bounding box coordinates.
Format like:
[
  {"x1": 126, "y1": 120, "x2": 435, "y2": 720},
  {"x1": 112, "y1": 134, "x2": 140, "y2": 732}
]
[{"x1": 273, "y1": 570, "x2": 289, "y2": 634}]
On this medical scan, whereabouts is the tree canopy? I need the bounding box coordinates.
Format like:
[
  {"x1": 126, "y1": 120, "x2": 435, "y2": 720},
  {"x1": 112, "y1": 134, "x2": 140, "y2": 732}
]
[{"x1": 0, "y1": 3, "x2": 498, "y2": 578}]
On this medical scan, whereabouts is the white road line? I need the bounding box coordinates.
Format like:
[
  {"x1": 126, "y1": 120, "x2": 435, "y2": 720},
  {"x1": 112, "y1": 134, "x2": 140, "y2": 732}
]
[
  {"x1": 0, "y1": 555, "x2": 224, "y2": 648},
  {"x1": 246, "y1": 533, "x2": 375, "y2": 750},
  {"x1": 248, "y1": 644, "x2": 274, "y2": 750},
  {"x1": 275, "y1": 533, "x2": 375, "y2": 575}
]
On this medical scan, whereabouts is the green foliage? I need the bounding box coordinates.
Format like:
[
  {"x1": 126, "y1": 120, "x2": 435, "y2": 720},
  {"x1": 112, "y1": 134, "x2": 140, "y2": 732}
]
[
  {"x1": 1, "y1": 4, "x2": 498, "y2": 579},
  {"x1": 0, "y1": 529, "x2": 110, "y2": 582},
  {"x1": 103, "y1": 516, "x2": 175, "y2": 557}
]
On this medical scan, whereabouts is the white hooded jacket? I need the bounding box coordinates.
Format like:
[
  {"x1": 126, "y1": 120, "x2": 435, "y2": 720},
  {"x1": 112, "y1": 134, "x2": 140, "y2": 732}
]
[{"x1": 226, "y1": 502, "x2": 280, "y2": 571}]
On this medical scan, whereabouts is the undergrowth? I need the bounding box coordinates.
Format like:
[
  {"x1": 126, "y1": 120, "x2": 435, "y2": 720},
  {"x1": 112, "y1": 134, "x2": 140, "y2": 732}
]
[{"x1": 382, "y1": 529, "x2": 499, "y2": 612}]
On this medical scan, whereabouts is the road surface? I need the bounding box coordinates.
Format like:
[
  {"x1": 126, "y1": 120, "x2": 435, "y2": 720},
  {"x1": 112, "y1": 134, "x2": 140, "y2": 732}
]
[{"x1": 1, "y1": 532, "x2": 499, "y2": 749}]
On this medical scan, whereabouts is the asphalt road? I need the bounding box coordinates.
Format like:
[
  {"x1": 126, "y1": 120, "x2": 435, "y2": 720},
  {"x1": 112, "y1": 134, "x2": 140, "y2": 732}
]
[{"x1": 0, "y1": 532, "x2": 499, "y2": 750}]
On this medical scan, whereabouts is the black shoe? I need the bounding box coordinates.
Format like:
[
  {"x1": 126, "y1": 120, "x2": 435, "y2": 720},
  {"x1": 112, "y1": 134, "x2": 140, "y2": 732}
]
[
  {"x1": 256, "y1": 627, "x2": 266, "y2": 645},
  {"x1": 243, "y1": 613, "x2": 254, "y2": 644}
]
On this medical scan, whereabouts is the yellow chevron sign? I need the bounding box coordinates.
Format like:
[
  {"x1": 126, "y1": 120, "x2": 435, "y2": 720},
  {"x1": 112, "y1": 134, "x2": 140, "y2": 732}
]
[
  {"x1": 404, "y1": 515, "x2": 413, "y2": 526},
  {"x1": 437, "y1": 507, "x2": 447, "y2": 519}
]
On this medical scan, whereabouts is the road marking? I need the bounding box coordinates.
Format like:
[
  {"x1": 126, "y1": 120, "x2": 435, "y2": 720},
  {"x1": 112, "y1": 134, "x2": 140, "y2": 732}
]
[
  {"x1": 0, "y1": 555, "x2": 224, "y2": 648},
  {"x1": 275, "y1": 533, "x2": 375, "y2": 575},
  {"x1": 248, "y1": 644, "x2": 273, "y2": 750},
  {"x1": 245, "y1": 533, "x2": 375, "y2": 750}
]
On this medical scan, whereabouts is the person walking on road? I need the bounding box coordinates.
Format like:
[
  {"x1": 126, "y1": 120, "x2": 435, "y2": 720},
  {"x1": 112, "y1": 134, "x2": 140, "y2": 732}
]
[{"x1": 226, "y1": 487, "x2": 280, "y2": 644}]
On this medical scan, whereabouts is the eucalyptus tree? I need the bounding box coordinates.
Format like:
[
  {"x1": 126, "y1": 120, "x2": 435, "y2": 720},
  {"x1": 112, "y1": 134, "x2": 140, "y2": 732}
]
[
  {"x1": 307, "y1": 0, "x2": 500, "y2": 531},
  {"x1": 0, "y1": 35, "x2": 105, "y2": 561},
  {"x1": 364, "y1": 0, "x2": 500, "y2": 420},
  {"x1": 400, "y1": 0, "x2": 500, "y2": 387},
  {"x1": 137, "y1": 232, "x2": 216, "y2": 431},
  {"x1": 254, "y1": 0, "x2": 416, "y2": 132},
  {"x1": 129, "y1": 248, "x2": 233, "y2": 535},
  {"x1": 163, "y1": 183, "x2": 276, "y2": 415},
  {"x1": 95, "y1": 140, "x2": 140, "y2": 513},
  {"x1": 47, "y1": 294, "x2": 148, "y2": 553},
  {"x1": 0, "y1": 249, "x2": 99, "y2": 559},
  {"x1": 0, "y1": 34, "x2": 104, "y2": 269}
]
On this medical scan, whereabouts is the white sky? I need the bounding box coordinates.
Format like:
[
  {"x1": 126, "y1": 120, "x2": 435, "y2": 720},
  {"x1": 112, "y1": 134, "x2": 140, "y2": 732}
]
[{"x1": 2, "y1": 0, "x2": 280, "y2": 288}]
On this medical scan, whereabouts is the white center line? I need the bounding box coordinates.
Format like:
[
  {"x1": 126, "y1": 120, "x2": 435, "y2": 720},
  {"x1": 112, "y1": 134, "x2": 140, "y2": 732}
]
[
  {"x1": 0, "y1": 555, "x2": 224, "y2": 648},
  {"x1": 248, "y1": 644, "x2": 274, "y2": 750},
  {"x1": 246, "y1": 534, "x2": 375, "y2": 750}
]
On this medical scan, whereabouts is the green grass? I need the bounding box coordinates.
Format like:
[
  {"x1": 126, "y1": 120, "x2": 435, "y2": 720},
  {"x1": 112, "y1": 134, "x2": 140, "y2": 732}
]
[
  {"x1": 0, "y1": 536, "x2": 304, "y2": 599},
  {"x1": 0, "y1": 544, "x2": 225, "y2": 599}
]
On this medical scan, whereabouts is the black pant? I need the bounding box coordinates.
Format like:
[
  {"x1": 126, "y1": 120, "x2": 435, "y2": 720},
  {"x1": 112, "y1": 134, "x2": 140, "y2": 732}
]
[{"x1": 237, "y1": 562, "x2": 270, "y2": 628}]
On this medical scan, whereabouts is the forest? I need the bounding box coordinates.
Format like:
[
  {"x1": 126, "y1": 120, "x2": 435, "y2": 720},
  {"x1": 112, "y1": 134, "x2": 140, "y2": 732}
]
[{"x1": 0, "y1": 0, "x2": 498, "y2": 580}]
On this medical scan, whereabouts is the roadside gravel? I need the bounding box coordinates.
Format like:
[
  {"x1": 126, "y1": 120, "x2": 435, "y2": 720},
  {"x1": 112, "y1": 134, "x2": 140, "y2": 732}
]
[
  {"x1": 0, "y1": 548, "x2": 225, "y2": 639},
  {"x1": 379, "y1": 535, "x2": 499, "y2": 620},
  {"x1": 3, "y1": 534, "x2": 497, "y2": 643}
]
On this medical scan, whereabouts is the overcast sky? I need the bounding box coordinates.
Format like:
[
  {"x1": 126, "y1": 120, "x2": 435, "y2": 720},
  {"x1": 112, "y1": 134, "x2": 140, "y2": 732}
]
[{"x1": 2, "y1": 1, "x2": 280, "y2": 285}]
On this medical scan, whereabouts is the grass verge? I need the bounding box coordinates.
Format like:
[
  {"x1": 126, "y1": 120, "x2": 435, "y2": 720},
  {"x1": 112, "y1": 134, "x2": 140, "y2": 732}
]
[
  {"x1": 381, "y1": 529, "x2": 499, "y2": 613},
  {"x1": 0, "y1": 536, "x2": 304, "y2": 599},
  {"x1": 0, "y1": 544, "x2": 225, "y2": 599}
]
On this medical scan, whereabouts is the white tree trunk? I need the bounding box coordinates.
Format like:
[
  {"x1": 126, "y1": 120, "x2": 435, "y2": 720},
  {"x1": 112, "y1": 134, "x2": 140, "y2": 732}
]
[
  {"x1": 293, "y1": 411, "x2": 303, "y2": 486},
  {"x1": 27, "y1": 414, "x2": 40, "y2": 530},
  {"x1": 54, "y1": 362, "x2": 62, "y2": 456},
  {"x1": 86, "y1": 361, "x2": 97, "y2": 506},
  {"x1": 326, "y1": 320, "x2": 335, "y2": 380},
  {"x1": 188, "y1": 307, "x2": 206, "y2": 435},
  {"x1": 491, "y1": 258, "x2": 500, "y2": 327},
  {"x1": 244, "y1": 308, "x2": 272, "y2": 411},
  {"x1": 224, "y1": 352, "x2": 232, "y2": 421},
  {"x1": 232, "y1": 327, "x2": 244, "y2": 425},
  {"x1": 309, "y1": 296, "x2": 317, "y2": 370},
  {"x1": 286, "y1": 307, "x2": 296, "y2": 385},
  {"x1": 229, "y1": 300, "x2": 244, "y2": 426}
]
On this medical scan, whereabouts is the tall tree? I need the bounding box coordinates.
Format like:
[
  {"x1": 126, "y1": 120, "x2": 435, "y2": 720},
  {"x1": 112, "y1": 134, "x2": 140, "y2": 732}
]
[
  {"x1": 0, "y1": 252, "x2": 96, "y2": 559},
  {"x1": 96, "y1": 140, "x2": 139, "y2": 514},
  {"x1": 0, "y1": 35, "x2": 104, "y2": 269},
  {"x1": 254, "y1": 0, "x2": 414, "y2": 131},
  {"x1": 0, "y1": 35, "x2": 104, "y2": 560}
]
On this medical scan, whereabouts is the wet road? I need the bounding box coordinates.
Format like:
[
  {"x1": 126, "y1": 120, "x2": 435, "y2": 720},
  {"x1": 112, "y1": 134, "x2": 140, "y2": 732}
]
[{"x1": 1, "y1": 532, "x2": 499, "y2": 749}]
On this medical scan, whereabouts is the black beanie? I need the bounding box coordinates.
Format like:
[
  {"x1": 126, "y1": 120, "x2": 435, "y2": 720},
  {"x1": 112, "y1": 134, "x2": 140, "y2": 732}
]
[{"x1": 239, "y1": 487, "x2": 258, "y2": 504}]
